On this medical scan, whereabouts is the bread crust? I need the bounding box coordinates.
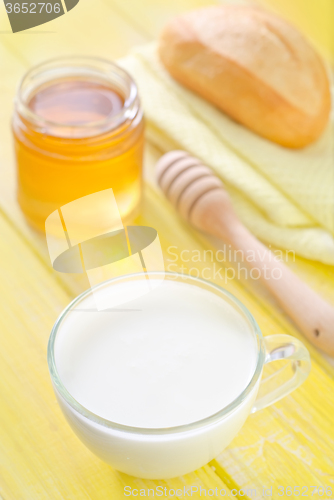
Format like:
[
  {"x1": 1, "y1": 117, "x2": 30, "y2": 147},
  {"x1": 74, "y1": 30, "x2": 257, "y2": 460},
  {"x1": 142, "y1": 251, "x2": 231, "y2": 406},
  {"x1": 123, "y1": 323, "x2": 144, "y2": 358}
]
[{"x1": 159, "y1": 6, "x2": 331, "y2": 148}]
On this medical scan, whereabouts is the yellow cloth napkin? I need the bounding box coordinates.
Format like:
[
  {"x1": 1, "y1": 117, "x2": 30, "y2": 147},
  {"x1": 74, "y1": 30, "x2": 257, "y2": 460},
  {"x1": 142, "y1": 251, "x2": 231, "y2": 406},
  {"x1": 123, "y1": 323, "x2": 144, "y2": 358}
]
[{"x1": 119, "y1": 43, "x2": 334, "y2": 265}]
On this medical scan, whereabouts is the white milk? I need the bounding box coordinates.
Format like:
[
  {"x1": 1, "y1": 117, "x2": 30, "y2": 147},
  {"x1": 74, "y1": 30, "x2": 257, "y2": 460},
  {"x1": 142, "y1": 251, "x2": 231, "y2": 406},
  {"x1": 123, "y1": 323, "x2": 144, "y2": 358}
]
[
  {"x1": 53, "y1": 278, "x2": 260, "y2": 478},
  {"x1": 55, "y1": 280, "x2": 257, "y2": 428}
]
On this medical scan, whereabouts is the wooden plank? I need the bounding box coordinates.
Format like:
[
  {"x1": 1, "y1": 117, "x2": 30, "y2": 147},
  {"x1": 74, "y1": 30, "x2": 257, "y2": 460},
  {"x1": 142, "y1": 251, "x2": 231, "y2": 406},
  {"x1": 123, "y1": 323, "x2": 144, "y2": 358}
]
[
  {"x1": 1, "y1": 120, "x2": 333, "y2": 497},
  {"x1": 103, "y1": 0, "x2": 217, "y2": 39},
  {"x1": 1, "y1": 178, "x2": 333, "y2": 499},
  {"x1": 0, "y1": 212, "x2": 235, "y2": 500}
]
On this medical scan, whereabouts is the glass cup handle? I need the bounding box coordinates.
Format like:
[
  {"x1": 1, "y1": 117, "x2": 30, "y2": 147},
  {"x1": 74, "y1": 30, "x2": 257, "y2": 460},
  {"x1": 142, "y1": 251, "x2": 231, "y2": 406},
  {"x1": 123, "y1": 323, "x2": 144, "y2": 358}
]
[{"x1": 251, "y1": 334, "x2": 311, "y2": 413}]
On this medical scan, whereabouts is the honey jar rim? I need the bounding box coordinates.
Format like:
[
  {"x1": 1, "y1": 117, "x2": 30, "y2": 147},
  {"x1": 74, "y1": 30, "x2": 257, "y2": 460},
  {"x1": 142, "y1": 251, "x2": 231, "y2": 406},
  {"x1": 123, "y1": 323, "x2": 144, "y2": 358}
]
[{"x1": 15, "y1": 55, "x2": 140, "y2": 136}]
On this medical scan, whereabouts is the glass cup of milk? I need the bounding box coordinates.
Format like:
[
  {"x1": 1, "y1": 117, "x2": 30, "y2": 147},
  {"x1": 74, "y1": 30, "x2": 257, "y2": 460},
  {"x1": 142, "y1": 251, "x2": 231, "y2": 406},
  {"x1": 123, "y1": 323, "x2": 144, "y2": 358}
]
[{"x1": 48, "y1": 272, "x2": 311, "y2": 479}]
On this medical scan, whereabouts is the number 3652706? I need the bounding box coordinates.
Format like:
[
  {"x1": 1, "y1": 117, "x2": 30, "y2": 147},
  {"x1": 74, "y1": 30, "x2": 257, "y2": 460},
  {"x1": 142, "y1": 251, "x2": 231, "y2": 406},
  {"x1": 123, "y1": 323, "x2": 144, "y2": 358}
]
[{"x1": 5, "y1": 3, "x2": 61, "y2": 14}]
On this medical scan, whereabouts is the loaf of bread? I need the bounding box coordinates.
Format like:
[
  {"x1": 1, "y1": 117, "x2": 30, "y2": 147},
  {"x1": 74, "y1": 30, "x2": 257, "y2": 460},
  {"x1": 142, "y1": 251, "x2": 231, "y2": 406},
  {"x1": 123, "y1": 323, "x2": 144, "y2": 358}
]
[{"x1": 158, "y1": 5, "x2": 331, "y2": 148}]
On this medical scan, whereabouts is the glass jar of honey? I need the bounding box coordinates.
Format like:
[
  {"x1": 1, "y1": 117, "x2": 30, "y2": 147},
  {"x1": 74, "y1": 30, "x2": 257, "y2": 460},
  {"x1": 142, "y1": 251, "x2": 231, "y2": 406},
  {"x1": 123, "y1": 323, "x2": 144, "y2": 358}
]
[{"x1": 13, "y1": 57, "x2": 144, "y2": 232}]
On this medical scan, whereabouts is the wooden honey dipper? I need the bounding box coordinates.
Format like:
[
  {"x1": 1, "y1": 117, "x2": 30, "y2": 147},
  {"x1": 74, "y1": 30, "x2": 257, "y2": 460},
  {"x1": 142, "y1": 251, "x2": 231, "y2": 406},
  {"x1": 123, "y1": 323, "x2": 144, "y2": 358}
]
[{"x1": 156, "y1": 150, "x2": 334, "y2": 356}]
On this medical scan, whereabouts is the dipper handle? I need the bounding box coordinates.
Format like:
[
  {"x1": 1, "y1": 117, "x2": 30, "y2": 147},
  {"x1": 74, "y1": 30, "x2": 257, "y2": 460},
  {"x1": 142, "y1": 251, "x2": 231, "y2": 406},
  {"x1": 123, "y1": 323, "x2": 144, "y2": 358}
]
[{"x1": 156, "y1": 150, "x2": 334, "y2": 356}]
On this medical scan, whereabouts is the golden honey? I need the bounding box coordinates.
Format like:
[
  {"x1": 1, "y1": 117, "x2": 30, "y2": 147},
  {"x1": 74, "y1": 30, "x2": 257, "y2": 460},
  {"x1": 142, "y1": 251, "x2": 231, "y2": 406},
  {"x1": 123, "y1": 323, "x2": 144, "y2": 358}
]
[{"x1": 13, "y1": 57, "x2": 144, "y2": 232}]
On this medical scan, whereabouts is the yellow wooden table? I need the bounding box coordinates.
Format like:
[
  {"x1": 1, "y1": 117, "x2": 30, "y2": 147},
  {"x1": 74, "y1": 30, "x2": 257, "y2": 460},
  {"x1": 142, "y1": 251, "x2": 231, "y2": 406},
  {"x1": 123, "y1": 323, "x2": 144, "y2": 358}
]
[{"x1": 1, "y1": 1, "x2": 334, "y2": 499}]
